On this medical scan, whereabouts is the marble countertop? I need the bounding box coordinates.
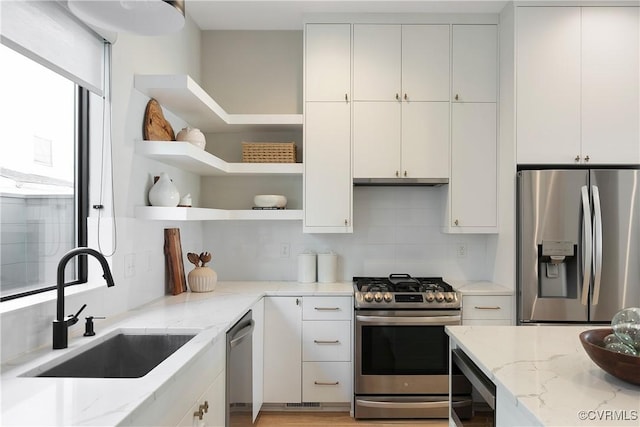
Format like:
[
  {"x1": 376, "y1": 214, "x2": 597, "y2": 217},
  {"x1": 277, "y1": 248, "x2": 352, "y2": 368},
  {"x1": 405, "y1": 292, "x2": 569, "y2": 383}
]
[
  {"x1": 0, "y1": 281, "x2": 353, "y2": 427},
  {"x1": 448, "y1": 280, "x2": 513, "y2": 295},
  {"x1": 446, "y1": 325, "x2": 640, "y2": 426}
]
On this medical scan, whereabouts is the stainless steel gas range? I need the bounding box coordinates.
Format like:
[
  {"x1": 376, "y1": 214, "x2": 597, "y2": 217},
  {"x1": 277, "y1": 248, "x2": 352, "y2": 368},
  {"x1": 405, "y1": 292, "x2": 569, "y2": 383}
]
[{"x1": 353, "y1": 274, "x2": 470, "y2": 420}]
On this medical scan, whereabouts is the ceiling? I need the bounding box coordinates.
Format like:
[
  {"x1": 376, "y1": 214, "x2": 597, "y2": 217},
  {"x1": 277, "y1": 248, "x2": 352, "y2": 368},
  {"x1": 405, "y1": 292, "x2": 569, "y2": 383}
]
[{"x1": 187, "y1": 0, "x2": 509, "y2": 30}]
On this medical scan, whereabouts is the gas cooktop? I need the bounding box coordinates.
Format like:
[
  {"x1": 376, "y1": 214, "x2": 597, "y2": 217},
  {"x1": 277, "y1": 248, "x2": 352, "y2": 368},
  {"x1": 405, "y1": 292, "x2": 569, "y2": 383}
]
[{"x1": 354, "y1": 274, "x2": 461, "y2": 310}]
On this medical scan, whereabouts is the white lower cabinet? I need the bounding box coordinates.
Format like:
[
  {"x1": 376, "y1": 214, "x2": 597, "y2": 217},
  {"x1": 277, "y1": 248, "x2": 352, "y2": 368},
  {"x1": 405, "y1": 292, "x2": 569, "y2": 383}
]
[
  {"x1": 302, "y1": 362, "x2": 352, "y2": 403},
  {"x1": 263, "y1": 296, "x2": 353, "y2": 405},
  {"x1": 177, "y1": 370, "x2": 226, "y2": 427},
  {"x1": 462, "y1": 295, "x2": 513, "y2": 325},
  {"x1": 252, "y1": 298, "x2": 264, "y2": 422}
]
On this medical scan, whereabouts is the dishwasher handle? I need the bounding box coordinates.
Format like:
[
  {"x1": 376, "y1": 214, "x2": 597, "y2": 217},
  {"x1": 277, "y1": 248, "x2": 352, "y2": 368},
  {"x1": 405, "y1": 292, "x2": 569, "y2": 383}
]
[{"x1": 229, "y1": 319, "x2": 254, "y2": 348}]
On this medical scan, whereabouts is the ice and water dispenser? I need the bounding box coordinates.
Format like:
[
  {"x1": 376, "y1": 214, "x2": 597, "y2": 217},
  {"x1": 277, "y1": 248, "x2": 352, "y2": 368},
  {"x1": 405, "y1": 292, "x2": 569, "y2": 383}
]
[{"x1": 537, "y1": 240, "x2": 578, "y2": 298}]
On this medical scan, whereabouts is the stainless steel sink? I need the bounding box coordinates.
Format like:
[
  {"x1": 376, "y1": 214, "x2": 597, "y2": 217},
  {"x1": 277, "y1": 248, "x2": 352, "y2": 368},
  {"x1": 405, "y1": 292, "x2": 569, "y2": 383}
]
[{"x1": 35, "y1": 333, "x2": 196, "y2": 378}]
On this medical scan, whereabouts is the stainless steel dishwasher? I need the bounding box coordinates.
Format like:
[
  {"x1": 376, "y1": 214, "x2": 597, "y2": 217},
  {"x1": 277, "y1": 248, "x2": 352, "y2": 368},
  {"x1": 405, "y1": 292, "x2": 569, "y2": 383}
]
[{"x1": 226, "y1": 310, "x2": 254, "y2": 427}]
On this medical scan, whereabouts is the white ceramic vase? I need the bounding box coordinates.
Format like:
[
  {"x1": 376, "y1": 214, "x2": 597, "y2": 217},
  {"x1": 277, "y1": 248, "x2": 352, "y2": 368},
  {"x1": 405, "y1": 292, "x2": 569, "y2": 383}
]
[
  {"x1": 176, "y1": 127, "x2": 206, "y2": 150},
  {"x1": 148, "y1": 172, "x2": 180, "y2": 207},
  {"x1": 188, "y1": 266, "x2": 218, "y2": 292}
]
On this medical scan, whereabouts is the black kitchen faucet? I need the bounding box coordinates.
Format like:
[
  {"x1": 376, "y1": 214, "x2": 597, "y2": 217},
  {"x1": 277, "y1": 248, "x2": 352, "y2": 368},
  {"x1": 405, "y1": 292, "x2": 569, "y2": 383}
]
[{"x1": 52, "y1": 248, "x2": 115, "y2": 349}]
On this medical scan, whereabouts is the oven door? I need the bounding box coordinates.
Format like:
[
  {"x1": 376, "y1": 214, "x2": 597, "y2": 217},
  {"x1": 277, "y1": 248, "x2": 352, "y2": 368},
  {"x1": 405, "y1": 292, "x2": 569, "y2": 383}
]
[{"x1": 355, "y1": 310, "x2": 461, "y2": 395}]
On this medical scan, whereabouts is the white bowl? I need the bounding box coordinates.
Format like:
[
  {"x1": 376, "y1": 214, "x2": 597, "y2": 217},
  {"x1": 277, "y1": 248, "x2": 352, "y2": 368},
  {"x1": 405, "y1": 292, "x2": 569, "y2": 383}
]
[
  {"x1": 254, "y1": 195, "x2": 287, "y2": 208},
  {"x1": 176, "y1": 127, "x2": 206, "y2": 150}
]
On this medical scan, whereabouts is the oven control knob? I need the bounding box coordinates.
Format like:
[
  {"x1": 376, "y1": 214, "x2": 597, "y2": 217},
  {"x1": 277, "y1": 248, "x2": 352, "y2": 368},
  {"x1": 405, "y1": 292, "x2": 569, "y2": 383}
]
[
  {"x1": 435, "y1": 292, "x2": 445, "y2": 302},
  {"x1": 374, "y1": 292, "x2": 383, "y2": 302},
  {"x1": 364, "y1": 292, "x2": 374, "y2": 302},
  {"x1": 445, "y1": 292, "x2": 455, "y2": 303},
  {"x1": 425, "y1": 292, "x2": 435, "y2": 302},
  {"x1": 383, "y1": 292, "x2": 393, "y2": 302}
]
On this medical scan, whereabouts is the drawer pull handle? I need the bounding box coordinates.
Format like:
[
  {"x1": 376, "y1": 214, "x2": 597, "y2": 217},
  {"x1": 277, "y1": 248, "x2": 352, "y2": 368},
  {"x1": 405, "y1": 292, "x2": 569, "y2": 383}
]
[
  {"x1": 474, "y1": 306, "x2": 501, "y2": 310},
  {"x1": 314, "y1": 381, "x2": 339, "y2": 386},
  {"x1": 314, "y1": 339, "x2": 340, "y2": 344},
  {"x1": 314, "y1": 307, "x2": 340, "y2": 311}
]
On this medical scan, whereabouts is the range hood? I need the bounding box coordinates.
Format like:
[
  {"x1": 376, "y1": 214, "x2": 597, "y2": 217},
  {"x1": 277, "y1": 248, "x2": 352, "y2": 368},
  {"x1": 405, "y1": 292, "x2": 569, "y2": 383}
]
[{"x1": 353, "y1": 177, "x2": 449, "y2": 186}]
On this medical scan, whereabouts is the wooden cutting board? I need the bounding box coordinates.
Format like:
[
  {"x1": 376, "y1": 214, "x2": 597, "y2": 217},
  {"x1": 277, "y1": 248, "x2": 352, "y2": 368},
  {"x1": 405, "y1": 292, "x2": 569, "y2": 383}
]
[
  {"x1": 143, "y1": 99, "x2": 175, "y2": 141},
  {"x1": 164, "y1": 228, "x2": 187, "y2": 295}
]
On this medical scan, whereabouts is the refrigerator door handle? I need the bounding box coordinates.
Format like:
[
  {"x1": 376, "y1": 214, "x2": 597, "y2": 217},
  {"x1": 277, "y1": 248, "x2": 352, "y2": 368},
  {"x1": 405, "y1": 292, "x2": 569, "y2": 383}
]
[
  {"x1": 592, "y1": 185, "x2": 603, "y2": 305},
  {"x1": 580, "y1": 185, "x2": 593, "y2": 306}
]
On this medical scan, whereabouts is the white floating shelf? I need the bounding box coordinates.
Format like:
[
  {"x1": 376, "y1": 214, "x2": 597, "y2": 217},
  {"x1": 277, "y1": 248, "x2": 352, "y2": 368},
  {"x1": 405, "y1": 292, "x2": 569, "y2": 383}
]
[
  {"x1": 134, "y1": 74, "x2": 303, "y2": 133},
  {"x1": 135, "y1": 206, "x2": 303, "y2": 221},
  {"x1": 135, "y1": 140, "x2": 302, "y2": 176}
]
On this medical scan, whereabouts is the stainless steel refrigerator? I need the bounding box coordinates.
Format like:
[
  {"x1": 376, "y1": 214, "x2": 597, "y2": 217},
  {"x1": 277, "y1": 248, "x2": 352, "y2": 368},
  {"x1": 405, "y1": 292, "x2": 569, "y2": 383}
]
[{"x1": 517, "y1": 168, "x2": 640, "y2": 324}]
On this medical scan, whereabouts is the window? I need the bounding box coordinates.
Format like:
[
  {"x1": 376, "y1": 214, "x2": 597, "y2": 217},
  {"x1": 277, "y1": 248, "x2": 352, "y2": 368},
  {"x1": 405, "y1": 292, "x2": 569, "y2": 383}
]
[{"x1": 0, "y1": 44, "x2": 89, "y2": 301}]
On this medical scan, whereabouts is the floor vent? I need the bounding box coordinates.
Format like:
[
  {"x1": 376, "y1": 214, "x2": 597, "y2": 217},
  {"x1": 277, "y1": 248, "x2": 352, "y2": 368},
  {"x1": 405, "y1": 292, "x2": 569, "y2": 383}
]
[{"x1": 285, "y1": 402, "x2": 321, "y2": 408}]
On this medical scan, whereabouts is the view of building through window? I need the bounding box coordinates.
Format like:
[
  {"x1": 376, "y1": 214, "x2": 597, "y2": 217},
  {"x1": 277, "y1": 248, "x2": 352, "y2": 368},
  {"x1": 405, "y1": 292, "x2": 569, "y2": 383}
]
[{"x1": 0, "y1": 44, "x2": 78, "y2": 299}]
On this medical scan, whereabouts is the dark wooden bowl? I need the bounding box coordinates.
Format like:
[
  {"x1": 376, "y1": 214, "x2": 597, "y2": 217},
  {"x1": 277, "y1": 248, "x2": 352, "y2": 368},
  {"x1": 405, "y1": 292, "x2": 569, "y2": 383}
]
[{"x1": 579, "y1": 328, "x2": 640, "y2": 386}]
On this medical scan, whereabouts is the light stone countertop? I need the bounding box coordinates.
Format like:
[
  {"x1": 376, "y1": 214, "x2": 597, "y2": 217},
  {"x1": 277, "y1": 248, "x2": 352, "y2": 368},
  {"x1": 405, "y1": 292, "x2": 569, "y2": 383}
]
[
  {"x1": 446, "y1": 325, "x2": 640, "y2": 426},
  {"x1": 0, "y1": 281, "x2": 353, "y2": 427},
  {"x1": 448, "y1": 279, "x2": 513, "y2": 296}
]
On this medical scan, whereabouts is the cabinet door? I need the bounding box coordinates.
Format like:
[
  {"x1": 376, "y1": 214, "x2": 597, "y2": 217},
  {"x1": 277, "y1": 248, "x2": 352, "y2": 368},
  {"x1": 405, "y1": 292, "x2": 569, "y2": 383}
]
[
  {"x1": 516, "y1": 7, "x2": 581, "y2": 164},
  {"x1": 305, "y1": 23, "x2": 351, "y2": 102},
  {"x1": 353, "y1": 101, "x2": 401, "y2": 178},
  {"x1": 402, "y1": 25, "x2": 450, "y2": 102},
  {"x1": 452, "y1": 25, "x2": 497, "y2": 103},
  {"x1": 450, "y1": 103, "x2": 497, "y2": 230},
  {"x1": 582, "y1": 7, "x2": 640, "y2": 164},
  {"x1": 353, "y1": 24, "x2": 401, "y2": 101},
  {"x1": 251, "y1": 298, "x2": 264, "y2": 422},
  {"x1": 401, "y1": 102, "x2": 449, "y2": 179},
  {"x1": 263, "y1": 297, "x2": 302, "y2": 403},
  {"x1": 304, "y1": 102, "x2": 352, "y2": 231}
]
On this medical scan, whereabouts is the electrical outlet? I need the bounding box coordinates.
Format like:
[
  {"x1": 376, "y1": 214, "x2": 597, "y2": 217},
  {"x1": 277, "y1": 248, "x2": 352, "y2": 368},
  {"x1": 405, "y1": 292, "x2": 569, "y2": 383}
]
[
  {"x1": 124, "y1": 253, "x2": 136, "y2": 278},
  {"x1": 280, "y1": 243, "x2": 290, "y2": 258},
  {"x1": 456, "y1": 244, "x2": 467, "y2": 258}
]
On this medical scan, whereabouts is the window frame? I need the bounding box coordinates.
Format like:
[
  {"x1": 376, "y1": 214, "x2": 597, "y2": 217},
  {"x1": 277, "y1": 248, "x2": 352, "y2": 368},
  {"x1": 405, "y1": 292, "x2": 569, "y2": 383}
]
[{"x1": 0, "y1": 86, "x2": 90, "y2": 302}]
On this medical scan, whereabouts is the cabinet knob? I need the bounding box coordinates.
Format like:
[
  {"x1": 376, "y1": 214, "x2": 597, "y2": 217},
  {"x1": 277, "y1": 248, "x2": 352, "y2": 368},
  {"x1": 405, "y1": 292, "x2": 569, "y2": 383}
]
[
  {"x1": 344, "y1": 93, "x2": 348, "y2": 102},
  {"x1": 201, "y1": 401, "x2": 209, "y2": 413},
  {"x1": 454, "y1": 219, "x2": 459, "y2": 226},
  {"x1": 395, "y1": 93, "x2": 400, "y2": 101},
  {"x1": 194, "y1": 409, "x2": 204, "y2": 421},
  {"x1": 404, "y1": 93, "x2": 408, "y2": 101},
  {"x1": 296, "y1": 298, "x2": 300, "y2": 306},
  {"x1": 404, "y1": 170, "x2": 407, "y2": 177},
  {"x1": 584, "y1": 155, "x2": 590, "y2": 162},
  {"x1": 395, "y1": 170, "x2": 399, "y2": 177},
  {"x1": 455, "y1": 94, "x2": 459, "y2": 101},
  {"x1": 344, "y1": 219, "x2": 348, "y2": 226},
  {"x1": 575, "y1": 155, "x2": 581, "y2": 162}
]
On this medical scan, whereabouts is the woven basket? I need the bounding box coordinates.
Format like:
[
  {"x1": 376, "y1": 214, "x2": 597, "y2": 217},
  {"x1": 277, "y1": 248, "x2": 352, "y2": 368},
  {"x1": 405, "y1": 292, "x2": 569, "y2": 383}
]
[{"x1": 242, "y1": 142, "x2": 296, "y2": 163}]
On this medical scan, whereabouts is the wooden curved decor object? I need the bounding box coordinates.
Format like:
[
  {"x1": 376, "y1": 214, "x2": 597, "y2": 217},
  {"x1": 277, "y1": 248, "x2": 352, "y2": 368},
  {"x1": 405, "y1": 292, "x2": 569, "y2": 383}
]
[{"x1": 143, "y1": 98, "x2": 175, "y2": 141}]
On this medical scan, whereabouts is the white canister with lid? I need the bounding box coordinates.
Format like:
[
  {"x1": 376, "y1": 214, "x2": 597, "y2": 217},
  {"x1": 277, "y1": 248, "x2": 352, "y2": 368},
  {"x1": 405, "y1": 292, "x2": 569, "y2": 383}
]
[
  {"x1": 317, "y1": 252, "x2": 338, "y2": 283},
  {"x1": 298, "y1": 252, "x2": 316, "y2": 283}
]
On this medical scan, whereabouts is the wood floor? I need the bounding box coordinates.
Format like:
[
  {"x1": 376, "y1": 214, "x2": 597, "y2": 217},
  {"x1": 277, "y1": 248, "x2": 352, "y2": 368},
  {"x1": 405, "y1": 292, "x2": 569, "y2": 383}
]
[{"x1": 253, "y1": 412, "x2": 448, "y2": 427}]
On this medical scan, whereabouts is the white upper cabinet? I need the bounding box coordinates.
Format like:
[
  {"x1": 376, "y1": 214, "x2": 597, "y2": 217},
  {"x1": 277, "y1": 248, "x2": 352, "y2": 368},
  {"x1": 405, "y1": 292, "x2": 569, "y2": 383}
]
[
  {"x1": 516, "y1": 6, "x2": 640, "y2": 165},
  {"x1": 581, "y1": 7, "x2": 640, "y2": 164},
  {"x1": 304, "y1": 23, "x2": 353, "y2": 233},
  {"x1": 450, "y1": 103, "x2": 497, "y2": 230},
  {"x1": 353, "y1": 24, "x2": 401, "y2": 101},
  {"x1": 352, "y1": 23, "x2": 451, "y2": 180},
  {"x1": 304, "y1": 101, "x2": 352, "y2": 232},
  {"x1": 305, "y1": 24, "x2": 352, "y2": 102},
  {"x1": 516, "y1": 7, "x2": 582, "y2": 164},
  {"x1": 452, "y1": 25, "x2": 497, "y2": 103},
  {"x1": 402, "y1": 25, "x2": 450, "y2": 101}
]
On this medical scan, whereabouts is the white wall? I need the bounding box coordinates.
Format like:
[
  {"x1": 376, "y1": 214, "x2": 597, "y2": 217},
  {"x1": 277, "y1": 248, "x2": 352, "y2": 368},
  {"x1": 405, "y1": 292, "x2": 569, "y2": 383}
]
[
  {"x1": 203, "y1": 187, "x2": 495, "y2": 282},
  {"x1": 0, "y1": 15, "x2": 205, "y2": 363}
]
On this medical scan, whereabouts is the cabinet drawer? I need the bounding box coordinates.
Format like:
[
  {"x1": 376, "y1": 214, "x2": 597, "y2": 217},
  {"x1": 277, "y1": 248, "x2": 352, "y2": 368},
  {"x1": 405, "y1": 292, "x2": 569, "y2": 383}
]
[
  {"x1": 302, "y1": 362, "x2": 352, "y2": 403},
  {"x1": 303, "y1": 321, "x2": 351, "y2": 362},
  {"x1": 302, "y1": 296, "x2": 352, "y2": 321},
  {"x1": 462, "y1": 295, "x2": 512, "y2": 320}
]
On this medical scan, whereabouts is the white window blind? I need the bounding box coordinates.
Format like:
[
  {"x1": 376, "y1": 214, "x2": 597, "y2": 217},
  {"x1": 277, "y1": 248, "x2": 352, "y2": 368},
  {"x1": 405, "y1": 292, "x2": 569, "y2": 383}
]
[{"x1": 0, "y1": 0, "x2": 104, "y2": 95}]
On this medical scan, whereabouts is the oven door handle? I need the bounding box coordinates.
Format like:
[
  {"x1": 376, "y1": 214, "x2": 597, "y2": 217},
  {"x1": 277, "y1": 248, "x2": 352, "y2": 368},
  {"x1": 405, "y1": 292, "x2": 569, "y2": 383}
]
[
  {"x1": 356, "y1": 314, "x2": 461, "y2": 325},
  {"x1": 356, "y1": 399, "x2": 451, "y2": 410}
]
